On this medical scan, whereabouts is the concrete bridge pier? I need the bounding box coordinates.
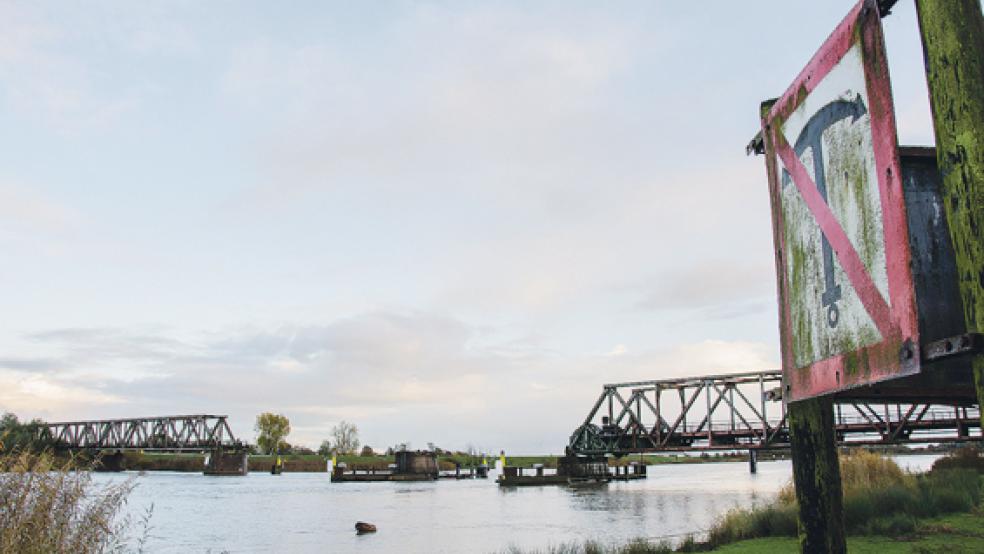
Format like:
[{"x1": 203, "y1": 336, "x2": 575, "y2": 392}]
[
  {"x1": 96, "y1": 451, "x2": 126, "y2": 472},
  {"x1": 203, "y1": 448, "x2": 248, "y2": 476}
]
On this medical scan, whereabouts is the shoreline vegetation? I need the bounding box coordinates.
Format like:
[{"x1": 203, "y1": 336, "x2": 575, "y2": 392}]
[
  {"x1": 0, "y1": 451, "x2": 145, "y2": 553},
  {"x1": 498, "y1": 448, "x2": 984, "y2": 554},
  {"x1": 85, "y1": 444, "x2": 946, "y2": 473}
]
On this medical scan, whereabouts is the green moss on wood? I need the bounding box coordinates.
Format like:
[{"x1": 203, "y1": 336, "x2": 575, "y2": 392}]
[{"x1": 917, "y1": 0, "x2": 984, "y2": 429}]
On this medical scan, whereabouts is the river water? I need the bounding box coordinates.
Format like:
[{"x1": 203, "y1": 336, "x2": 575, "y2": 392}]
[{"x1": 94, "y1": 455, "x2": 940, "y2": 553}]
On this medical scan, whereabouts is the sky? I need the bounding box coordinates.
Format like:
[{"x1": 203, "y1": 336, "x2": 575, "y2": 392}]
[{"x1": 0, "y1": 1, "x2": 943, "y2": 453}]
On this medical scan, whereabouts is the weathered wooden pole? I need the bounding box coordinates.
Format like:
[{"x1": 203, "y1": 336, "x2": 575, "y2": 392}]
[
  {"x1": 916, "y1": 0, "x2": 984, "y2": 425},
  {"x1": 788, "y1": 398, "x2": 846, "y2": 554}
]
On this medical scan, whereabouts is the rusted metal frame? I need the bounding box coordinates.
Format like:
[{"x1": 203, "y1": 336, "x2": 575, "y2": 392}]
[
  {"x1": 850, "y1": 402, "x2": 887, "y2": 437},
  {"x1": 766, "y1": 412, "x2": 789, "y2": 445},
  {"x1": 693, "y1": 382, "x2": 729, "y2": 435},
  {"x1": 923, "y1": 333, "x2": 983, "y2": 362},
  {"x1": 636, "y1": 392, "x2": 669, "y2": 434},
  {"x1": 185, "y1": 417, "x2": 204, "y2": 445},
  {"x1": 679, "y1": 388, "x2": 688, "y2": 431},
  {"x1": 731, "y1": 385, "x2": 772, "y2": 441},
  {"x1": 206, "y1": 419, "x2": 222, "y2": 445},
  {"x1": 653, "y1": 387, "x2": 662, "y2": 444},
  {"x1": 729, "y1": 386, "x2": 736, "y2": 430},
  {"x1": 888, "y1": 404, "x2": 919, "y2": 441},
  {"x1": 84, "y1": 423, "x2": 97, "y2": 447},
  {"x1": 911, "y1": 403, "x2": 932, "y2": 424},
  {"x1": 612, "y1": 390, "x2": 649, "y2": 439},
  {"x1": 611, "y1": 369, "x2": 782, "y2": 389},
  {"x1": 573, "y1": 389, "x2": 610, "y2": 448},
  {"x1": 711, "y1": 383, "x2": 756, "y2": 433},
  {"x1": 862, "y1": 404, "x2": 891, "y2": 438},
  {"x1": 214, "y1": 418, "x2": 229, "y2": 444},
  {"x1": 169, "y1": 418, "x2": 183, "y2": 446},
  {"x1": 123, "y1": 422, "x2": 139, "y2": 446},
  {"x1": 663, "y1": 386, "x2": 705, "y2": 446},
  {"x1": 705, "y1": 381, "x2": 713, "y2": 442}
]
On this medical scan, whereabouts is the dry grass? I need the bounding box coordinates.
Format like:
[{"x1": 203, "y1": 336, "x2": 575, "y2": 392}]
[
  {"x1": 710, "y1": 449, "x2": 983, "y2": 548},
  {"x1": 0, "y1": 451, "x2": 137, "y2": 554},
  {"x1": 775, "y1": 449, "x2": 912, "y2": 504}
]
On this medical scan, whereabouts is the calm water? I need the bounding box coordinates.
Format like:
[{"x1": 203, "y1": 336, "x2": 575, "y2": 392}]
[{"x1": 94, "y1": 455, "x2": 940, "y2": 553}]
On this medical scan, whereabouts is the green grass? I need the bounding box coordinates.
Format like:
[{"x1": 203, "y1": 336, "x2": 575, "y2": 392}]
[{"x1": 712, "y1": 511, "x2": 984, "y2": 553}]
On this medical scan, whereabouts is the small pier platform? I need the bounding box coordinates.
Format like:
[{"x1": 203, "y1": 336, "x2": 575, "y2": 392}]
[
  {"x1": 331, "y1": 450, "x2": 481, "y2": 482},
  {"x1": 497, "y1": 455, "x2": 647, "y2": 486}
]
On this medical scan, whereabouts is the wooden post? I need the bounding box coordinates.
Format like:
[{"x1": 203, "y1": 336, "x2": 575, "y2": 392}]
[
  {"x1": 788, "y1": 397, "x2": 846, "y2": 554},
  {"x1": 916, "y1": 0, "x2": 984, "y2": 426}
]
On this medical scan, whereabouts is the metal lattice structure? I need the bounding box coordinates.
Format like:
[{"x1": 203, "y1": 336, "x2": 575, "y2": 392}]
[
  {"x1": 570, "y1": 370, "x2": 981, "y2": 456},
  {"x1": 45, "y1": 415, "x2": 239, "y2": 452}
]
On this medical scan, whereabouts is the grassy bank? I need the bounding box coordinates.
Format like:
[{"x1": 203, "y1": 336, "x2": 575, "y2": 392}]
[{"x1": 498, "y1": 448, "x2": 984, "y2": 554}]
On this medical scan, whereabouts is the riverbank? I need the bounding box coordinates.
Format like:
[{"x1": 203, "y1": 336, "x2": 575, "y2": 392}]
[
  {"x1": 503, "y1": 449, "x2": 984, "y2": 554},
  {"x1": 92, "y1": 447, "x2": 945, "y2": 472},
  {"x1": 714, "y1": 511, "x2": 984, "y2": 552}
]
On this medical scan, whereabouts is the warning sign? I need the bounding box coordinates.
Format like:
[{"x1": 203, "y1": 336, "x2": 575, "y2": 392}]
[{"x1": 760, "y1": 0, "x2": 920, "y2": 401}]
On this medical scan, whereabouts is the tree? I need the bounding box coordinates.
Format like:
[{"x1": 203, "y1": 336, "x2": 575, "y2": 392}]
[
  {"x1": 330, "y1": 420, "x2": 360, "y2": 454},
  {"x1": 254, "y1": 413, "x2": 291, "y2": 455},
  {"x1": 0, "y1": 412, "x2": 52, "y2": 452},
  {"x1": 317, "y1": 439, "x2": 332, "y2": 457}
]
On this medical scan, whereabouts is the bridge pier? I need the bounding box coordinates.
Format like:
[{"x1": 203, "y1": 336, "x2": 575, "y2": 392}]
[
  {"x1": 748, "y1": 449, "x2": 758, "y2": 474},
  {"x1": 204, "y1": 448, "x2": 248, "y2": 476},
  {"x1": 95, "y1": 451, "x2": 126, "y2": 472}
]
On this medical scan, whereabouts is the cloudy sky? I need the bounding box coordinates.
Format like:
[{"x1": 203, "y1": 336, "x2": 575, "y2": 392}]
[{"x1": 0, "y1": 1, "x2": 939, "y2": 453}]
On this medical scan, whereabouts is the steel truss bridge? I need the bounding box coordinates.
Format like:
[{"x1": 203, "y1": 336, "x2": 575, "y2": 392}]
[
  {"x1": 44, "y1": 414, "x2": 241, "y2": 452},
  {"x1": 569, "y1": 370, "x2": 980, "y2": 456}
]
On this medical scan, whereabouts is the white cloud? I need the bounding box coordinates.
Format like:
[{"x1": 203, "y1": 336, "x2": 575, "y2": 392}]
[{"x1": 1, "y1": 315, "x2": 776, "y2": 452}]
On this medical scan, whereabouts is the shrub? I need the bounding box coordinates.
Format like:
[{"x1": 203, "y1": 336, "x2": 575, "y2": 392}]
[
  {"x1": 0, "y1": 451, "x2": 137, "y2": 553},
  {"x1": 706, "y1": 503, "x2": 797, "y2": 547},
  {"x1": 920, "y1": 468, "x2": 979, "y2": 515},
  {"x1": 930, "y1": 446, "x2": 984, "y2": 474},
  {"x1": 862, "y1": 513, "x2": 916, "y2": 536}
]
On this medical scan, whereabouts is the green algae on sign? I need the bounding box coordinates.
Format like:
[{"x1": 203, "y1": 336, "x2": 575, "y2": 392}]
[{"x1": 778, "y1": 47, "x2": 888, "y2": 371}]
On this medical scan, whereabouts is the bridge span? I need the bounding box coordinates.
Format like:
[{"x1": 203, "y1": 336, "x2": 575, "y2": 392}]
[
  {"x1": 45, "y1": 414, "x2": 241, "y2": 452},
  {"x1": 569, "y1": 370, "x2": 981, "y2": 458}
]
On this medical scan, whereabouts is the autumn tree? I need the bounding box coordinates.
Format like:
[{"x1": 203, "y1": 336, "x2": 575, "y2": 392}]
[
  {"x1": 254, "y1": 412, "x2": 291, "y2": 455},
  {"x1": 330, "y1": 420, "x2": 360, "y2": 454}
]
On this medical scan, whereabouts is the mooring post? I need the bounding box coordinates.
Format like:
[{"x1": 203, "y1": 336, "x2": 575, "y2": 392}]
[
  {"x1": 916, "y1": 0, "x2": 984, "y2": 426},
  {"x1": 788, "y1": 397, "x2": 845, "y2": 554}
]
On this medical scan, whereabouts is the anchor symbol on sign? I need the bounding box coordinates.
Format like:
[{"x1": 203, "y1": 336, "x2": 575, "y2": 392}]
[{"x1": 781, "y1": 93, "x2": 868, "y2": 329}]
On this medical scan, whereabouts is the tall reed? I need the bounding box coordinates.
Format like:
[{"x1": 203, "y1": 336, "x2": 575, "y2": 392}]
[{"x1": 0, "y1": 451, "x2": 136, "y2": 553}]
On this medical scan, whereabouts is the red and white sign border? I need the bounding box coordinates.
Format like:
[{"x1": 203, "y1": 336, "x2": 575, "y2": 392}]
[{"x1": 761, "y1": 0, "x2": 919, "y2": 401}]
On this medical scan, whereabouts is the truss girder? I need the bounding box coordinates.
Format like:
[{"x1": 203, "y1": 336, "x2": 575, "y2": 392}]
[
  {"x1": 570, "y1": 370, "x2": 981, "y2": 456},
  {"x1": 44, "y1": 415, "x2": 237, "y2": 452}
]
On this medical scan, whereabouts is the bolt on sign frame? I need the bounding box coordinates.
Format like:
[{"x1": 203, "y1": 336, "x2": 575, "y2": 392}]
[{"x1": 759, "y1": 0, "x2": 975, "y2": 402}]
